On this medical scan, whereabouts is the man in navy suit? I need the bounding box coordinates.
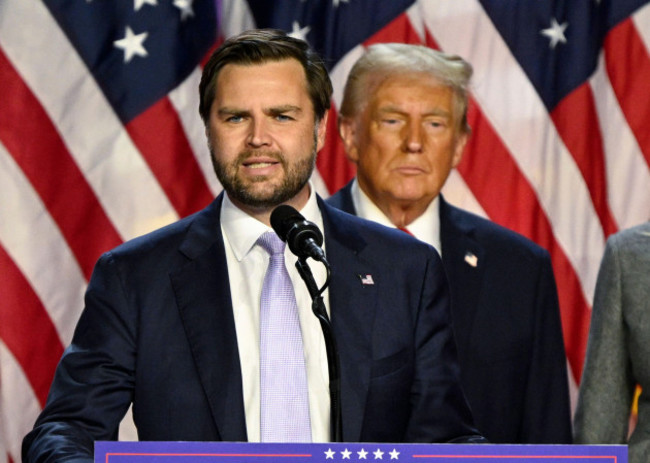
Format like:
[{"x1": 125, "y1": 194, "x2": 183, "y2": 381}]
[
  {"x1": 327, "y1": 43, "x2": 571, "y2": 444},
  {"x1": 23, "y1": 30, "x2": 483, "y2": 463}
]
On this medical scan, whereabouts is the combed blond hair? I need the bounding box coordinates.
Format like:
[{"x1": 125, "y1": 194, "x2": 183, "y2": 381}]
[{"x1": 339, "y1": 43, "x2": 473, "y2": 134}]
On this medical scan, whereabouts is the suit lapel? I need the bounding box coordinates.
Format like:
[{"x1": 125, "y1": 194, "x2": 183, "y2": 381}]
[
  {"x1": 167, "y1": 196, "x2": 382, "y2": 443},
  {"x1": 169, "y1": 196, "x2": 248, "y2": 442},
  {"x1": 439, "y1": 197, "x2": 486, "y2": 358},
  {"x1": 320, "y1": 200, "x2": 376, "y2": 442}
]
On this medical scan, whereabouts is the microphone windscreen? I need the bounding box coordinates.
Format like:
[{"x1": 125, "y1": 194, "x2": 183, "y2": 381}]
[{"x1": 270, "y1": 205, "x2": 304, "y2": 242}]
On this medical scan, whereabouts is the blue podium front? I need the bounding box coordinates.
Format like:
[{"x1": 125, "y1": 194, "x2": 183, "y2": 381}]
[{"x1": 95, "y1": 441, "x2": 626, "y2": 462}]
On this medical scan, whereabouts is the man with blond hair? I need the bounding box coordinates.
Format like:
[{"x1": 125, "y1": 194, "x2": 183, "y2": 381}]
[{"x1": 328, "y1": 43, "x2": 572, "y2": 444}]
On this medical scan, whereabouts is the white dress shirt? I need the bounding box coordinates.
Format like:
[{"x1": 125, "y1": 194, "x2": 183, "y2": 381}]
[
  {"x1": 350, "y1": 179, "x2": 442, "y2": 255},
  {"x1": 220, "y1": 187, "x2": 330, "y2": 442}
]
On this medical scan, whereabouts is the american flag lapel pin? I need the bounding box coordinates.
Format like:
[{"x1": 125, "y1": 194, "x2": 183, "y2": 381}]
[
  {"x1": 359, "y1": 274, "x2": 375, "y2": 286},
  {"x1": 464, "y1": 252, "x2": 478, "y2": 268}
]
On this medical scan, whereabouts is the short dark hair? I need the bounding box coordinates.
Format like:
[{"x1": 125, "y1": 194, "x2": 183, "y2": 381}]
[{"x1": 199, "y1": 29, "x2": 332, "y2": 123}]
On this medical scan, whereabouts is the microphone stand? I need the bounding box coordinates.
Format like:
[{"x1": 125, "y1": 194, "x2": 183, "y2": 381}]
[{"x1": 295, "y1": 257, "x2": 342, "y2": 443}]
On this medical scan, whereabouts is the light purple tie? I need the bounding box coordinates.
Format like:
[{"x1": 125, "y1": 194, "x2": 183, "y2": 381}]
[{"x1": 257, "y1": 231, "x2": 312, "y2": 442}]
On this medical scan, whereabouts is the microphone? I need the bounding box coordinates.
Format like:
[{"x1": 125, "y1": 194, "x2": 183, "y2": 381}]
[{"x1": 270, "y1": 205, "x2": 326, "y2": 262}]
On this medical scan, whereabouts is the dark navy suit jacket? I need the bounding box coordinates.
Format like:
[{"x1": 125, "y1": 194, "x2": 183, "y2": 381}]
[
  {"x1": 23, "y1": 194, "x2": 482, "y2": 463},
  {"x1": 327, "y1": 182, "x2": 572, "y2": 444}
]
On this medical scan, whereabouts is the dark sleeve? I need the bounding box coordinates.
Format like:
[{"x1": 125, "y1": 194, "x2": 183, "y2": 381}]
[
  {"x1": 520, "y1": 251, "x2": 572, "y2": 443},
  {"x1": 404, "y1": 250, "x2": 487, "y2": 443},
  {"x1": 22, "y1": 252, "x2": 136, "y2": 463}
]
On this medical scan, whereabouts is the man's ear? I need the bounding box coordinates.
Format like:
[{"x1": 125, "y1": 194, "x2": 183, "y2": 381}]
[
  {"x1": 338, "y1": 116, "x2": 359, "y2": 163},
  {"x1": 451, "y1": 131, "x2": 469, "y2": 168},
  {"x1": 204, "y1": 125, "x2": 213, "y2": 152},
  {"x1": 316, "y1": 110, "x2": 329, "y2": 152}
]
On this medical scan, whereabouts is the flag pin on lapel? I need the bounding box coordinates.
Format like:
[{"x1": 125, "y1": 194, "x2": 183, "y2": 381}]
[
  {"x1": 359, "y1": 274, "x2": 374, "y2": 285},
  {"x1": 464, "y1": 252, "x2": 478, "y2": 268}
]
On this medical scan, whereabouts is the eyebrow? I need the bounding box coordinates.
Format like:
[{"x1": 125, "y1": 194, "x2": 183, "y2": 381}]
[
  {"x1": 378, "y1": 105, "x2": 452, "y2": 119},
  {"x1": 266, "y1": 105, "x2": 303, "y2": 116},
  {"x1": 217, "y1": 105, "x2": 303, "y2": 118},
  {"x1": 217, "y1": 107, "x2": 247, "y2": 117}
]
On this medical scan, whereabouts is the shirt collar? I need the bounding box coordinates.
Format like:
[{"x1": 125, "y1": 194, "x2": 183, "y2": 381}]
[
  {"x1": 351, "y1": 178, "x2": 441, "y2": 253},
  {"x1": 221, "y1": 183, "x2": 323, "y2": 262}
]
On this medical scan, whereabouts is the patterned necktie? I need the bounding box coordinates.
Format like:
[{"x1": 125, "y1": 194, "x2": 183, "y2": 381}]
[{"x1": 257, "y1": 231, "x2": 312, "y2": 442}]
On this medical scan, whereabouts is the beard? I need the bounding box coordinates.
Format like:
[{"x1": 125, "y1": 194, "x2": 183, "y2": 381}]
[{"x1": 210, "y1": 135, "x2": 317, "y2": 210}]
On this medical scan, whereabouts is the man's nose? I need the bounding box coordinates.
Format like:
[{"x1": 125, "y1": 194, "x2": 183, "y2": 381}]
[
  {"x1": 247, "y1": 118, "x2": 272, "y2": 147},
  {"x1": 404, "y1": 122, "x2": 423, "y2": 153}
]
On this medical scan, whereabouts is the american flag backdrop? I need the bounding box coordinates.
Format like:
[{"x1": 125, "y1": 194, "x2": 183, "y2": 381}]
[{"x1": 1, "y1": 0, "x2": 650, "y2": 460}]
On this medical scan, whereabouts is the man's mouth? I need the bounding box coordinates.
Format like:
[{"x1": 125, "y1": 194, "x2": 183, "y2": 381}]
[
  {"x1": 239, "y1": 155, "x2": 283, "y2": 175},
  {"x1": 395, "y1": 165, "x2": 425, "y2": 175},
  {"x1": 244, "y1": 161, "x2": 278, "y2": 168}
]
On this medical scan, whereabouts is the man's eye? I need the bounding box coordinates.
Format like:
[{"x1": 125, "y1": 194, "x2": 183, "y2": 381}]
[
  {"x1": 276, "y1": 114, "x2": 293, "y2": 121},
  {"x1": 226, "y1": 115, "x2": 243, "y2": 123}
]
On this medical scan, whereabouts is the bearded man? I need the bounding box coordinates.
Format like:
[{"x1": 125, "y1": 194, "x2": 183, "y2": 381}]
[{"x1": 23, "y1": 30, "x2": 484, "y2": 463}]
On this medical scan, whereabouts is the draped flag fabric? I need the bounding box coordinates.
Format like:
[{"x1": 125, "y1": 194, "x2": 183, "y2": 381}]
[{"x1": 1, "y1": 0, "x2": 650, "y2": 460}]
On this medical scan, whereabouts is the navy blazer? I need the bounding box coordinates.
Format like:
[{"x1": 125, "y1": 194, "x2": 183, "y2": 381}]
[
  {"x1": 327, "y1": 183, "x2": 572, "y2": 444},
  {"x1": 23, "y1": 194, "x2": 482, "y2": 463}
]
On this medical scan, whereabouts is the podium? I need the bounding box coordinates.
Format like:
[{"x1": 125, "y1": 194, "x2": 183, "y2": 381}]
[{"x1": 95, "y1": 441, "x2": 626, "y2": 462}]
